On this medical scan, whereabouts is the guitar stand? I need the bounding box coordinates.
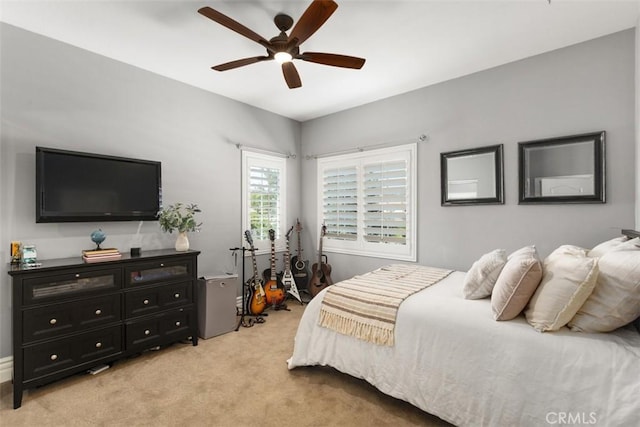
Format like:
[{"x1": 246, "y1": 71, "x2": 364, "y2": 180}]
[
  {"x1": 274, "y1": 302, "x2": 290, "y2": 311},
  {"x1": 230, "y1": 247, "x2": 267, "y2": 330}
]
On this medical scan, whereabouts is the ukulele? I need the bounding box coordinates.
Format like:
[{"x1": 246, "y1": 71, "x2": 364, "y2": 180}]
[
  {"x1": 290, "y1": 219, "x2": 311, "y2": 290},
  {"x1": 244, "y1": 230, "x2": 266, "y2": 315},
  {"x1": 282, "y1": 226, "x2": 303, "y2": 304},
  {"x1": 309, "y1": 224, "x2": 333, "y2": 298},
  {"x1": 262, "y1": 229, "x2": 286, "y2": 306}
]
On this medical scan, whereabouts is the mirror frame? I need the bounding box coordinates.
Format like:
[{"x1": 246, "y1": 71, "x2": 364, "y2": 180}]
[
  {"x1": 440, "y1": 144, "x2": 504, "y2": 206},
  {"x1": 518, "y1": 131, "x2": 605, "y2": 204}
]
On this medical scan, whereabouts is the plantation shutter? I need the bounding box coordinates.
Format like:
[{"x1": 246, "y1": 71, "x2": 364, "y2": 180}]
[
  {"x1": 249, "y1": 165, "x2": 280, "y2": 241},
  {"x1": 322, "y1": 166, "x2": 358, "y2": 240},
  {"x1": 363, "y1": 160, "x2": 408, "y2": 244}
]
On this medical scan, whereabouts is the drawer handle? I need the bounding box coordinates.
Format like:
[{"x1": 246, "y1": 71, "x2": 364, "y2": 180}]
[
  {"x1": 95, "y1": 342, "x2": 102, "y2": 348},
  {"x1": 143, "y1": 299, "x2": 150, "y2": 305},
  {"x1": 175, "y1": 321, "x2": 181, "y2": 327},
  {"x1": 50, "y1": 354, "x2": 58, "y2": 361},
  {"x1": 174, "y1": 293, "x2": 180, "y2": 299},
  {"x1": 95, "y1": 309, "x2": 102, "y2": 316},
  {"x1": 144, "y1": 329, "x2": 151, "y2": 336},
  {"x1": 75, "y1": 274, "x2": 80, "y2": 278},
  {"x1": 160, "y1": 263, "x2": 164, "y2": 267},
  {"x1": 49, "y1": 318, "x2": 57, "y2": 325}
]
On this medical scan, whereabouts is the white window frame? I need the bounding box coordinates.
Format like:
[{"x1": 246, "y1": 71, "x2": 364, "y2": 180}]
[
  {"x1": 241, "y1": 150, "x2": 287, "y2": 255},
  {"x1": 317, "y1": 143, "x2": 417, "y2": 262}
]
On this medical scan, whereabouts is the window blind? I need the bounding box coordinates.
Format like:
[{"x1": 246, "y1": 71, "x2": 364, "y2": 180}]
[
  {"x1": 363, "y1": 160, "x2": 408, "y2": 244},
  {"x1": 322, "y1": 166, "x2": 358, "y2": 240}
]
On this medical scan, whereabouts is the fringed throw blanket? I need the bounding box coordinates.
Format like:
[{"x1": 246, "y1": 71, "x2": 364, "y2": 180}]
[{"x1": 318, "y1": 264, "x2": 453, "y2": 346}]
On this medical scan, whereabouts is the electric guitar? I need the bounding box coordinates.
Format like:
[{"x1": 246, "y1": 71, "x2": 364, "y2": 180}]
[
  {"x1": 282, "y1": 226, "x2": 303, "y2": 304},
  {"x1": 262, "y1": 229, "x2": 286, "y2": 306},
  {"x1": 244, "y1": 230, "x2": 266, "y2": 315},
  {"x1": 309, "y1": 224, "x2": 333, "y2": 298},
  {"x1": 290, "y1": 219, "x2": 311, "y2": 290}
]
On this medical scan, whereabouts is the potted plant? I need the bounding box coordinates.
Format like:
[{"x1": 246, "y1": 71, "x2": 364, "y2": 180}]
[{"x1": 157, "y1": 203, "x2": 202, "y2": 251}]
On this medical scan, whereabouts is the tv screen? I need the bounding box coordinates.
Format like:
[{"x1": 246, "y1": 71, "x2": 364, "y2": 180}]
[{"x1": 36, "y1": 147, "x2": 162, "y2": 223}]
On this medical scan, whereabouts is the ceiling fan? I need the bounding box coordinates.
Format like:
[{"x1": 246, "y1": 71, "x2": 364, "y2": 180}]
[{"x1": 198, "y1": 0, "x2": 366, "y2": 89}]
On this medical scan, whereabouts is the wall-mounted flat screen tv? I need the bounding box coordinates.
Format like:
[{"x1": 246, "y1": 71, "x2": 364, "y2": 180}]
[{"x1": 36, "y1": 147, "x2": 162, "y2": 223}]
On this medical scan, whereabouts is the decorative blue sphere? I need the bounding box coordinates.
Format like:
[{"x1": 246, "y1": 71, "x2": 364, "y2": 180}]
[{"x1": 91, "y1": 229, "x2": 106, "y2": 249}]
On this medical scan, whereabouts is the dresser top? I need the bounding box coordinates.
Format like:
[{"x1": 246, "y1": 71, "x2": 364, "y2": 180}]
[{"x1": 8, "y1": 248, "x2": 200, "y2": 276}]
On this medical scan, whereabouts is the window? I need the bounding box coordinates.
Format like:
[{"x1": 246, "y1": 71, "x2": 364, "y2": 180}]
[
  {"x1": 242, "y1": 151, "x2": 287, "y2": 254},
  {"x1": 317, "y1": 143, "x2": 417, "y2": 261}
]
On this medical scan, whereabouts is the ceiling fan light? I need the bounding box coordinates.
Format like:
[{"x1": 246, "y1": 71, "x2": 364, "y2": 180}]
[{"x1": 275, "y1": 51, "x2": 293, "y2": 64}]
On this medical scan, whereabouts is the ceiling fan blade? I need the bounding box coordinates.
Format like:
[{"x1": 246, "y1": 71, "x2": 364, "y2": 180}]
[
  {"x1": 288, "y1": 0, "x2": 338, "y2": 47},
  {"x1": 282, "y1": 62, "x2": 302, "y2": 89},
  {"x1": 198, "y1": 6, "x2": 271, "y2": 49},
  {"x1": 299, "y1": 52, "x2": 365, "y2": 69},
  {"x1": 212, "y1": 56, "x2": 272, "y2": 72}
]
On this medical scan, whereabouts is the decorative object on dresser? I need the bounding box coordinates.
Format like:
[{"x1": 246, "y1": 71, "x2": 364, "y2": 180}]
[
  {"x1": 157, "y1": 202, "x2": 202, "y2": 251},
  {"x1": 90, "y1": 229, "x2": 106, "y2": 250},
  {"x1": 8, "y1": 248, "x2": 200, "y2": 409}
]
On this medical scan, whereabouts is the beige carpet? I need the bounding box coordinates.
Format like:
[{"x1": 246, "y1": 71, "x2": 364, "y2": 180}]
[{"x1": 1, "y1": 301, "x2": 451, "y2": 426}]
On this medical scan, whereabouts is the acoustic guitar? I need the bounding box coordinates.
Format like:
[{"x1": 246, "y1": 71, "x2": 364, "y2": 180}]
[
  {"x1": 309, "y1": 224, "x2": 333, "y2": 298},
  {"x1": 244, "y1": 230, "x2": 266, "y2": 315},
  {"x1": 263, "y1": 229, "x2": 286, "y2": 306},
  {"x1": 290, "y1": 218, "x2": 310, "y2": 290},
  {"x1": 282, "y1": 226, "x2": 303, "y2": 304}
]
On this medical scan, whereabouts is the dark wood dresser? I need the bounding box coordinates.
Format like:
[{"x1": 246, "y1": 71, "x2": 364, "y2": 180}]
[{"x1": 8, "y1": 249, "x2": 200, "y2": 409}]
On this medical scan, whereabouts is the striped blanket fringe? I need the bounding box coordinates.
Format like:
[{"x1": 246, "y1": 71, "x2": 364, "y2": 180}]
[{"x1": 318, "y1": 264, "x2": 452, "y2": 346}]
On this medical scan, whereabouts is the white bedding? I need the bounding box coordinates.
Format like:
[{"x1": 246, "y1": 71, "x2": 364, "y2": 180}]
[{"x1": 287, "y1": 271, "x2": 640, "y2": 426}]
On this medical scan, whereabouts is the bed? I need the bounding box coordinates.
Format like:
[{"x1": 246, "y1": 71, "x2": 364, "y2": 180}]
[{"x1": 287, "y1": 235, "x2": 640, "y2": 426}]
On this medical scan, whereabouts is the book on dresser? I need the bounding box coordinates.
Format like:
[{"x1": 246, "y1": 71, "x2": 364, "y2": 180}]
[{"x1": 82, "y1": 248, "x2": 122, "y2": 263}]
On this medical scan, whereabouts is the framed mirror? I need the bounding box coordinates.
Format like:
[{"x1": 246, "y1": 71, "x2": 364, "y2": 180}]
[
  {"x1": 518, "y1": 131, "x2": 605, "y2": 204},
  {"x1": 440, "y1": 144, "x2": 504, "y2": 206}
]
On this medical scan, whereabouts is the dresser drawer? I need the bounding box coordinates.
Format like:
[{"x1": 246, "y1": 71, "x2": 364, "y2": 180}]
[
  {"x1": 23, "y1": 268, "x2": 121, "y2": 305},
  {"x1": 124, "y1": 281, "x2": 192, "y2": 319},
  {"x1": 23, "y1": 326, "x2": 122, "y2": 381},
  {"x1": 125, "y1": 308, "x2": 194, "y2": 351},
  {"x1": 23, "y1": 294, "x2": 121, "y2": 344},
  {"x1": 125, "y1": 259, "x2": 194, "y2": 288}
]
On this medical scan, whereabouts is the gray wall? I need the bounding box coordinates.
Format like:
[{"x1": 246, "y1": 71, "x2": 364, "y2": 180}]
[
  {"x1": 0, "y1": 24, "x2": 636, "y2": 363},
  {"x1": 0, "y1": 24, "x2": 301, "y2": 359},
  {"x1": 300, "y1": 29, "x2": 636, "y2": 283},
  {"x1": 637, "y1": 15, "x2": 640, "y2": 229}
]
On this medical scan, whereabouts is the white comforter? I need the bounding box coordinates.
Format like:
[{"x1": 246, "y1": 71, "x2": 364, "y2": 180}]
[{"x1": 287, "y1": 272, "x2": 640, "y2": 426}]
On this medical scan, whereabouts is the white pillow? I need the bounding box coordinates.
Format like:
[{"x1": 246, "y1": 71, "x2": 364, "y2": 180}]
[
  {"x1": 525, "y1": 245, "x2": 598, "y2": 332},
  {"x1": 462, "y1": 249, "x2": 507, "y2": 299},
  {"x1": 588, "y1": 236, "x2": 629, "y2": 258},
  {"x1": 569, "y1": 246, "x2": 640, "y2": 332},
  {"x1": 507, "y1": 245, "x2": 536, "y2": 260},
  {"x1": 491, "y1": 246, "x2": 542, "y2": 321}
]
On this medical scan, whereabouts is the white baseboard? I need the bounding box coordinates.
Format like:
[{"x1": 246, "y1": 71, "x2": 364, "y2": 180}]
[{"x1": 0, "y1": 356, "x2": 13, "y2": 384}]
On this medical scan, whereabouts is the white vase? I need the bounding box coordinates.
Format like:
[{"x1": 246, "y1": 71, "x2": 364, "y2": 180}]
[{"x1": 175, "y1": 232, "x2": 189, "y2": 252}]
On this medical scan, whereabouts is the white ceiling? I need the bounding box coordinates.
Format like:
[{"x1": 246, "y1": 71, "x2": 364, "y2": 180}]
[{"x1": 1, "y1": 1, "x2": 638, "y2": 122}]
